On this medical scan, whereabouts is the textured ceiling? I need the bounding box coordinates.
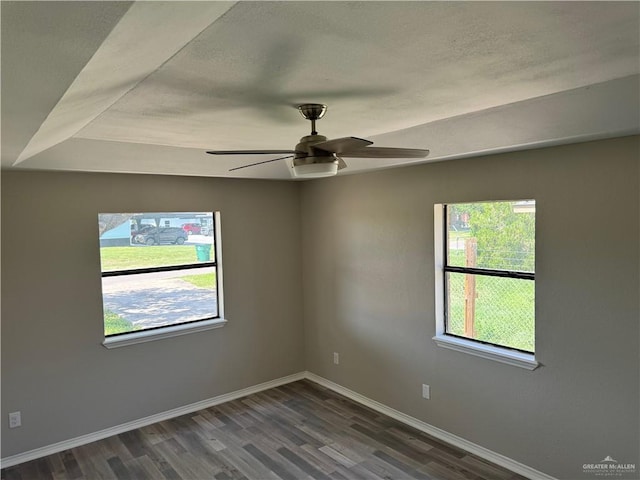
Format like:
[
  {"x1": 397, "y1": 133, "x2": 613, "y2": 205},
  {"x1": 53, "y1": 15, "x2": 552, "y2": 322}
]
[{"x1": 2, "y1": 1, "x2": 639, "y2": 179}]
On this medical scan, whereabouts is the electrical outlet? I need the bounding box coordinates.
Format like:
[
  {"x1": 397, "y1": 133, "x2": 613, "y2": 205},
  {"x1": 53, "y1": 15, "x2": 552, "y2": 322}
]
[
  {"x1": 422, "y1": 384, "x2": 430, "y2": 400},
  {"x1": 8, "y1": 411, "x2": 21, "y2": 428},
  {"x1": 333, "y1": 352, "x2": 339, "y2": 365}
]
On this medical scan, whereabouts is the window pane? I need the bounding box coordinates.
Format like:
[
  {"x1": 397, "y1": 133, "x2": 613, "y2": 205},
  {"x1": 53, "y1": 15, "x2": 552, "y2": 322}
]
[
  {"x1": 98, "y1": 212, "x2": 215, "y2": 271},
  {"x1": 99, "y1": 211, "x2": 219, "y2": 337},
  {"x1": 102, "y1": 267, "x2": 218, "y2": 335},
  {"x1": 447, "y1": 201, "x2": 535, "y2": 272},
  {"x1": 446, "y1": 272, "x2": 534, "y2": 352}
]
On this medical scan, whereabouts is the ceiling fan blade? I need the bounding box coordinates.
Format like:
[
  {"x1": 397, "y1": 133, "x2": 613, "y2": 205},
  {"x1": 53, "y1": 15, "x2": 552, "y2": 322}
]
[
  {"x1": 286, "y1": 86, "x2": 396, "y2": 103},
  {"x1": 337, "y1": 157, "x2": 347, "y2": 170},
  {"x1": 228, "y1": 155, "x2": 294, "y2": 172},
  {"x1": 207, "y1": 150, "x2": 295, "y2": 155},
  {"x1": 340, "y1": 147, "x2": 430, "y2": 159},
  {"x1": 313, "y1": 137, "x2": 373, "y2": 154}
]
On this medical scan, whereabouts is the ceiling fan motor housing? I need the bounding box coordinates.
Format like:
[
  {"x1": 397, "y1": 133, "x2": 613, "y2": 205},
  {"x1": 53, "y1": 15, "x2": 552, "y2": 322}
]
[{"x1": 293, "y1": 134, "x2": 338, "y2": 166}]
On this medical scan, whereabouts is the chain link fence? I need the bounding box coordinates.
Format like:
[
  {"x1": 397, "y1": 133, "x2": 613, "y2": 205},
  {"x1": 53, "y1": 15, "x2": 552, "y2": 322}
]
[
  {"x1": 449, "y1": 243, "x2": 535, "y2": 272},
  {"x1": 446, "y1": 271, "x2": 535, "y2": 352}
]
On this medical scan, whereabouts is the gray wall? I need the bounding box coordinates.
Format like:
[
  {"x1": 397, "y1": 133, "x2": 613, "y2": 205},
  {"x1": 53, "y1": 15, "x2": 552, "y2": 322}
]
[
  {"x1": 2, "y1": 136, "x2": 638, "y2": 479},
  {"x1": 301, "y1": 136, "x2": 639, "y2": 479},
  {"x1": 1, "y1": 171, "x2": 304, "y2": 457}
]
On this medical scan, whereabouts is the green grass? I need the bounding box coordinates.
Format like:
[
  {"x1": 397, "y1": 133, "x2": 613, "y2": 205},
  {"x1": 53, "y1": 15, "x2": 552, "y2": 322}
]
[
  {"x1": 104, "y1": 310, "x2": 140, "y2": 336},
  {"x1": 180, "y1": 272, "x2": 216, "y2": 290},
  {"x1": 100, "y1": 245, "x2": 213, "y2": 271},
  {"x1": 448, "y1": 229, "x2": 471, "y2": 241}
]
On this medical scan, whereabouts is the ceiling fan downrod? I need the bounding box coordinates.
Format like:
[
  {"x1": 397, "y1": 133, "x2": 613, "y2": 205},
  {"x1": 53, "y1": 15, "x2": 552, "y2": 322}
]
[{"x1": 297, "y1": 103, "x2": 327, "y2": 135}]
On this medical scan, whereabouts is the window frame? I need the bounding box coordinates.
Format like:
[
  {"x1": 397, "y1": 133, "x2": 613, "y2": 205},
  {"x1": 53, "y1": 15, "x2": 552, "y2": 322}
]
[
  {"x1": 101, "y1": 212, "x2": 226, "y2": 349},
  {"x1": 433, "y1": 203, "x2": 539, "y2": 370}
]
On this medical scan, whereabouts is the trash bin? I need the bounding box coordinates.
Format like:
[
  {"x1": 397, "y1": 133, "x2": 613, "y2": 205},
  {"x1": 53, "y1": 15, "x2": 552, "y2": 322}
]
[{"x1": 195, "y1": 244, "x2": 211, "y2": 262}]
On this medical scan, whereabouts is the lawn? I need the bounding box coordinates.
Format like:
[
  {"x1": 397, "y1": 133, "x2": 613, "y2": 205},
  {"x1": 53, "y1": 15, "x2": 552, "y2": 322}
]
[
  {"x1": 448, "y1": 228, "x2": 471, "y2": 241},
  {"x1": 104, "y1": 309, "x2": 140, "y2": 336},
  {"x1": 100, "y1": 245, "x2": 213, "y2": 271},
  {"x1": 180, "y1": 272, "x2": 216, "y2": 290}
]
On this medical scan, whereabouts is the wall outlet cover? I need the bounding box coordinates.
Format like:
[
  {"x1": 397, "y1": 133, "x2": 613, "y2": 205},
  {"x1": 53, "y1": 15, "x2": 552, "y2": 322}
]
[
  {"x1": 422, "y1": 384, "x2": 430, "y2": 399},
  {"x1": 8, "y1": 411, "x2": 21, "y2": 428}
]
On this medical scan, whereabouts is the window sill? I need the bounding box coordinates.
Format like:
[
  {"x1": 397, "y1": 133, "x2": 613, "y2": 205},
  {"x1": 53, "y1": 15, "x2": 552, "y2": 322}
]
[
  {"x1": 102, "y1": 318, "x2": 227, "y2": 349},
  {"x1": 433, "y1": 334, "x2": 539, "y2": 370}
]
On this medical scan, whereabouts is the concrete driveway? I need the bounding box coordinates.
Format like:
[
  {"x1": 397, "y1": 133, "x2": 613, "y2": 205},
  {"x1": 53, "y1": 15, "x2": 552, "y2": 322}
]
[{"x1": 102, "y1": 267, "x2": 217, "y2": 328}]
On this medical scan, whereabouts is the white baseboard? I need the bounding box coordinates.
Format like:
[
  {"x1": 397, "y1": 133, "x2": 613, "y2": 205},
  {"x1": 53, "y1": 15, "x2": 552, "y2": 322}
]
[
  {"x1": 2, "y1": 370, "x2": 555, "y2": 480},
  {"x1": 0, "y1": 371, "x2": 305, "y2": 469},
  {"x1": 305, "y1": 371, "x2": 556, "y2": 480}
]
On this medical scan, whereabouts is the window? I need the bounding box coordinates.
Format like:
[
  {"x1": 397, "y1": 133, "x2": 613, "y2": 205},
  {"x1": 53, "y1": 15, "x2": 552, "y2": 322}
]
[
  {"x1": 433, "y1": 201, "x2": 538, "y2": 369},
  {"x1": 98, "y1": 212, "x2": 225, "y2": 347}
]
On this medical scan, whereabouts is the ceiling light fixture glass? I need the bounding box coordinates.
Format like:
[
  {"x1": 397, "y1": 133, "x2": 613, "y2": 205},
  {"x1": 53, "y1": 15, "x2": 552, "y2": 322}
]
[{"x1": 291, "y1": 161, "x2": 338, "y2": 178}]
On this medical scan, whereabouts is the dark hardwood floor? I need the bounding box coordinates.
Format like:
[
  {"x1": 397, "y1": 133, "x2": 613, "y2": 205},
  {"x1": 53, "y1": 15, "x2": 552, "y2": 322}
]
[{"x1": 1, "y1": 380, "x2": 527, "y2": 480}]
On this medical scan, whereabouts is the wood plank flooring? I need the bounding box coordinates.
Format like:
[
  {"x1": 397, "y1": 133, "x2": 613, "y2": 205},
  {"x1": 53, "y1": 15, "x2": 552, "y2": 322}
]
[{"x1": 1, "y1": 380, "x2": 527, "y2": 480}]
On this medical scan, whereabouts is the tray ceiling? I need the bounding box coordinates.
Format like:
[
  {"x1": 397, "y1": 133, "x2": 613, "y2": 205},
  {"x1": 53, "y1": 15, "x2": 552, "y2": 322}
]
[{"x1": 2, "y1": 1, "x2": 639, "y2": 179}]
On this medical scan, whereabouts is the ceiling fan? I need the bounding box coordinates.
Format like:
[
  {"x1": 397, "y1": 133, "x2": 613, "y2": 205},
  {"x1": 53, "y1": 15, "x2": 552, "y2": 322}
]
[{"x1": 206, "y1": 104, "x2": 430, "y2": 178}]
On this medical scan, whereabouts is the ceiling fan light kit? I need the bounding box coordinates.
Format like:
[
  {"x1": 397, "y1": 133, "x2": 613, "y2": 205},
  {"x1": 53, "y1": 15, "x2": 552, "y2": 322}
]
[
  {"x1": 292, "y1": 161, "x2": 339, "y2": 178},
  {"x1": 206, "y1": 103, "x2": 429, "y2": 178}
]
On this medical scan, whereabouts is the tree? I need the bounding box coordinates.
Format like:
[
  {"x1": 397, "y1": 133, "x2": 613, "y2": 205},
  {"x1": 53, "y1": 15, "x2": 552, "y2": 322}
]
[
  {"x1": 98, "y1": 213, "x2": 135, "y2": 237},
  {"x1": 450, "y1": 202, "x2": 535, "y2": 271}
]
